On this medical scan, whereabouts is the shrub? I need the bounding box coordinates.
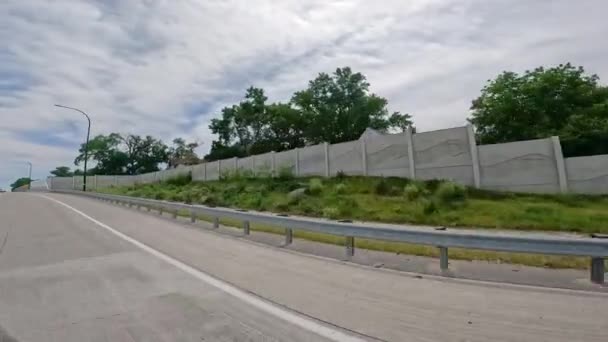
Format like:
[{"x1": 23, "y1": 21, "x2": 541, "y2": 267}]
[
  {"x1": 200, "y1": 195, "x2": 218, "y2": 206},
  {"x1": 336, "y1": 170, "x2": 347, "y2": 179},
  {"x1": 374, "y1": 178, "x2": 391, "y2": 195},
  {"x1": 424, "y1": 179, "x2": 444, "y2": 192},
  {"x1": 165, "y1": 172, "x2": 192, "y2": 186},
  {"x1": 404, "y1": 183, "x2": 425, "y2": 201},
  {"x1": 154, "y1": 191, "x2": 167, "y2": 200},
  {"x1": 220, "y1": 169, "x2": 255, "y2": 181},
  {"x1": 277, "y1": 166, "x2": 295, "y2": 180},
  {"x1": 322, "y1": 207, "x2": 340, "y2": 219},
  {"x1": 435, "y1": 181, "x2": 467, "y2": 205},
  {"x1": 419, "y1": 198, "x2": 438, "y2": 215},
  {"x1": 334, "y1": 183, "x2": 347, "y2": 194},
  {"x1": 307, "y1": 178, "x2": 324, "y2": 195}
]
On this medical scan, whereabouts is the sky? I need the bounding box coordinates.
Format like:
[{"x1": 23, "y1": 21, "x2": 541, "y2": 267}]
[{"x1": 1, "y1": 0, "x2": 608, "y2": 190}]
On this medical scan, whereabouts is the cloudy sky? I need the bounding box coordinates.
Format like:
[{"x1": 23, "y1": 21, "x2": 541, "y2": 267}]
[{"x1": 1, "y1": 0, "x2": 607, "y2": 189}]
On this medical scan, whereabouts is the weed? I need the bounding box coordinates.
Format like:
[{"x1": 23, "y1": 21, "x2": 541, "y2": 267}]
[
  {"x1": 336, "y1": 170, "x2": 347, "y2": 179},
  {"x1": 307, "y1": 178, "x2": 324, "y2": 195},
  {"x1": 322, "y1": 207, "x2": 340, "y2": 219},
  {"x1": 277, "y1": 166, "x2": 295, "y2": 180},
  {"x1": 435, "y1": 181, "x2": 467, "y2": 205},
  {"x1": 404, "y1": 183, "x2": 425, "y2": 201},
  {"x1": 335, "y1": 183, "x2": 347, "y2": 194},
  {"x1": 165, "y1": 172, "x2": 192, "y2": 186},
  {"x1": 374, "y1": 178, "x2": 391, "y2": 195}
]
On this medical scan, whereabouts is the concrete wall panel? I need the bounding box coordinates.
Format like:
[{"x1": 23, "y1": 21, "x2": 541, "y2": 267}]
[
  {"x1": 414, "y1": 127, "x2": 473, "y2": 185},
  {"x1": 366, "y1": 132, "x2": 410, "y2": 177},
  {"x1": 205, "y1": 161, "x2": 220, "y2": 180},
  {"x1": 329, "y1": 141, "x2": 362, "y2": 176},
  {"x1": 566, "y1": 154, "x2": 608, "y2": 194},
  {"x1": 191, "y1": 164, "x2": 206, "y2": 181},
  {"x1": 237, "y1": 156, "x2": 255, "y2": 173},
  {"x1": 478, "y1": 138, "x2": 559, "y2": 193},
  {"x1": 275, "y1": 150, "x2": 296, "y2": 175},
  {"x1": 253, "y1": 153, "x2": 273, "y2": 176},
  {"x1": 298, "y1": 144, "x2": 325, "y2": 176}
]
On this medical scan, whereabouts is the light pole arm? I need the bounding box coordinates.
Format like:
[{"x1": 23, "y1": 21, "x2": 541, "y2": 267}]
[{"x1": 55, "y1": 104, "x2": 92, "y2": 191}]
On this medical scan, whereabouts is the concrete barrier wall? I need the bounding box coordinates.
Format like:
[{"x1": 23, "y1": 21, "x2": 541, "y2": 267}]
[
  {"x1": 366, "y1": 132, "x2": 411, "y2": 177},
  {"x1": 478, "y1": 138, "x2": 559, "y2": 193},
  {"x1": 253, "y1": 152, "x2": 273, "y2": 176},
  {"x1": 191, "y1": 164, "x2": 206, "y2": 181},
  {"x1": 47, "y1": 125, "x2": 608, "y2": 195},
  {"x1": 49, "y1": 177, "x2": 74, "y2": 190},
  {"x1": 565, "y1": 154, "x2": 608, "y2": 194},
  {"x1": 95, "y1": 175, "x2": 117, "y2": 188},
  {"x1": 413, "y1": 127, "x2": 474, "y2": 185},
  {"x1": 238, "y1": 156, "x2": 255, "y2": 173},
  {"x1": 204, "y1": 161, "x2": 220, "y2": 181},
  {"x1": 328, "y1": 140, "x2": 363, "y2": 176},
  {"x1": 299, "y1": 143, "x2": 326, "y2": 176},
  {"x1": 275, "y1": 150, "x2": 296, "y2": 174}
]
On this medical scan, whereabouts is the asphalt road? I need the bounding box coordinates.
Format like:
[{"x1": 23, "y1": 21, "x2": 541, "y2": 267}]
[{"x1": 1, "y1": 193, "x2": 606, "y2": 341}]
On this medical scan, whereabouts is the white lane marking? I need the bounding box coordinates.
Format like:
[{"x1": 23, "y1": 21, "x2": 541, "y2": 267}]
[{"x1": 41, "y1": 195, "x2": 366, "y2": 342}]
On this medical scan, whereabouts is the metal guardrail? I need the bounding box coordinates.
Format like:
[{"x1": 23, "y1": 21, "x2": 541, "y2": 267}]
[{"x1": 52, "y1": 189, "x2": 608, "y2": 284}]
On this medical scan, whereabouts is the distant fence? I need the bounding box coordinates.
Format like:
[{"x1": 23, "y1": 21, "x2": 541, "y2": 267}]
[{"x1": 48, "y1": 125, "x2": 608, "y2": 195}]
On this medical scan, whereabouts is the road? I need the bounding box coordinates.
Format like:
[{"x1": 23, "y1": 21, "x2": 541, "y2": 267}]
[{"x1": 0, "y1": 193, "x2": 606, "y2": 341}]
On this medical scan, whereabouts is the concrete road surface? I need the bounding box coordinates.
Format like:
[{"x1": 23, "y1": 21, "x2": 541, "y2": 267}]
[{"x1": 1, "y1": 193, "x2": 607, "y2": 342}]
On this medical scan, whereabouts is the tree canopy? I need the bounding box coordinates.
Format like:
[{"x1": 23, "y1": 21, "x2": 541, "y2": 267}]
[
  {"x1": 469, "y1": 63, "x2": 608, "y2": 156},
  {"x1": 65, "y1": 133, "x2": 198, "y2": 176},
  {"x1": 206, "y1": 67, "x2": 412, "y2": 160},
  {"x1": 50, "y1": 166, "x2": 73, "y2": 177},
  {"x1": 10, "y1": 177, "x2": 31, "y2": 190}
]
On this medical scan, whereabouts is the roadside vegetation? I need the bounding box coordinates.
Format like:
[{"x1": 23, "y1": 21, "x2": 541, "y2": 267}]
[
  {"x1": 96, "y1": 171, "x2": 608, "y2": 270},
  {"x1": 100, "y1": 171, "x2": 608, "y2": 235}
]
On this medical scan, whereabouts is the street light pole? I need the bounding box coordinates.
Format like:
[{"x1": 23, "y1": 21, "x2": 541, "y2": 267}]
[
  {"x1": 55, "y1": 104, "x2": 91, "y2": 191},
  {"x1": 26, "y1": 162, "x2": 32, "y2": 190}
]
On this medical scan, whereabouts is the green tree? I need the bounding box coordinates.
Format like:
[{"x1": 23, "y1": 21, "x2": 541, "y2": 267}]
[
  {"x1": 388, "y1": 112, "x2": 414, "y2": 133},
  {"x1": 291, "y1": 67, "x2": 402, "y2": 144},
  {"x1": 10, "y1": 177, "x2": 31, "y2": 190},
  {"x1": 206, "y1": 67, "x2": 412, "y2": 160},
  {"x1": 75, "y1": 133, "x2": 127, "y2": 175},
  {"x1": 50, "y1": 166, "x2": 73, "y2": 177},
  {"x1": 207, "y1": 87, "x2": 306, "y2": 160},
  {"x1": 168, "y1": 138, "x2": 200, "y2": 168},
  {"x1": 469, "y1": 63, "x2": 608, "y2": 155},
  {"x1": 120, "y1": 134, "x2": 169, "y2": 175}
]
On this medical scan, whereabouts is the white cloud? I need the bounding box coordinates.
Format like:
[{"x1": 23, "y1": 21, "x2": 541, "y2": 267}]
[{"x1": 1, "y1": 0, "x2": 607, "y2": 189}]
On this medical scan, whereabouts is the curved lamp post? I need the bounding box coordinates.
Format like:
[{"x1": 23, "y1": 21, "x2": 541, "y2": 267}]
[
  {"x1": 55, "y1": 104, "x2": 91, "y2": 191},
  {"x1": 26, "y1": 161, "x2": 32, "y2": 190}
]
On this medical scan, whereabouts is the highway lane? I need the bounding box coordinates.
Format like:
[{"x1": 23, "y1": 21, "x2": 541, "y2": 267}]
[
  {"x1": 0, "y1": 193, "x2": 348, "y2": 342},
  {"x1": 3, "y1": 192, "x2": 608, "y2": 342}
]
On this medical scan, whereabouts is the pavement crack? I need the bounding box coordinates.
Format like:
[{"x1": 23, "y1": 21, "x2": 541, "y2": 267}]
[{"x1": 0, "y1": 231, "x2": 9, "y2": 256}]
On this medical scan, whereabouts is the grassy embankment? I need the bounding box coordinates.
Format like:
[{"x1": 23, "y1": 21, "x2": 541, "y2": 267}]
[{"x1": 99, "y1": 171, "x2": 608, "y2": 269}]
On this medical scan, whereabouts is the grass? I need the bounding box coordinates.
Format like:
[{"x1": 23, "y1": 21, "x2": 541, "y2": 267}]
[{"x1": 98, "y1": 174, "x2": 608, "y2": 269}]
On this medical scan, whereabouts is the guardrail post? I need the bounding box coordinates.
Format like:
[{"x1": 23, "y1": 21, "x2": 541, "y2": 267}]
[
  {"x1": 243, "y1": 220, "x2": 250, "y2": 235},
  {"x1": 590, "y1": 258, "x2": 605, "y2": 284},
  {"x1": 190, "y1": 209, "x2": 196, "y2": 223},
  {"x1": 158, "y1": 207, "x2": 163, "y2": 215},
  {"x1": 345, "y1": 236, "x2": 355, "y2": 259},
  {"x1": 147, "y1": 205, "x2": 151, "y2": 212},
  {"x1": 285, "y1": 228, "x2": 293, "y2": 245},
  {"x1": 172, "y1": 209, "x2": 178, "y2": 219},
  {"x1": 213, "y1": 217, "x2": 219, "y2": 229},
  {"x1": 439, "y1": 246, "x2": 449, "y2": 270}
]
